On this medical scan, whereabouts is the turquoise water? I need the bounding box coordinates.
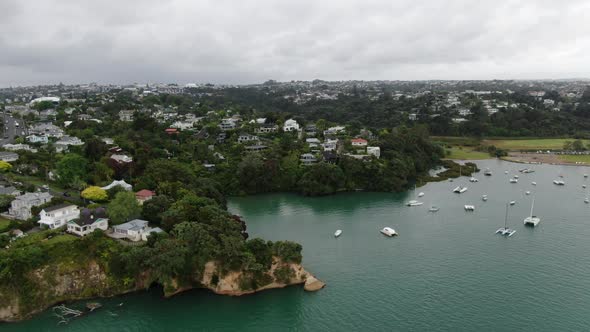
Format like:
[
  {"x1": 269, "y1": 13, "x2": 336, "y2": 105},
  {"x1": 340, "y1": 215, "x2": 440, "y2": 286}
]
[{"x1": 4, "y1": 159, "x2": 590, "y2": 331}]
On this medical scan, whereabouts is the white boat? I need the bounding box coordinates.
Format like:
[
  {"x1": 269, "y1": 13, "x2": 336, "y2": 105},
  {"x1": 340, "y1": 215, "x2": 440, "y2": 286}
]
[
  {"x1": 418, "y1": 192, "x2": 425, "y2": 197},
  {"x1": 583, "y1": 185, "x2": 587, "y2": 189},
  {"x1": 509, "y1": 201, "x2": 516, "y2": 206},
  {"x1": 509, "y1": 178, "x2": 518, "y2": 183},
  {"x1": 482, "y1": 195, "x2": 488, "y2": 201},
  {"x1": 469, "y1": 177, "x2": 478, "y2": 183},
  {"x1": 497, "y1": 203, "x2": 516, "y2": 237},
  {"x1": 532, "y1": 182, "x2": 537, "y2": 186},
  {"x1": 428, "y1": 206, "x2": 440, "y2": 212},
  {"x1": 453, "y1": 186, "x2": 468, "y2": 193},
  {"x1": 406, "y1": 200, "x2": 424, "y2": 206},
  {"x1": 464, "y1": 205, "x2": 475, "y2": 211},
  {"x1": 334, "y1": 230, "x2": 342, "y2": 237},
  {"x1": 514, "y1": 175, "x2": 519, "y2": 179},
  {"x1": 523, "y1": 198, "x2": 540, "y2": 227},
  {"x1": 585, "y1": 174, "x2": 588, "y2": 178},
  {"x1": 504, "y1": 170, "x2": 509, "y2": 174},
  {"x1": 525, "y1": 191, "x2": 531, "y2": 195},
  {"x1": 585, "y1": 198, "x2": 589, "y2": 204},
  {"x1": 553, "y1": 180, "x2": 565, "y2": 185},
  {"x1": 484, "y1": 168, "x2": 492, "y2": 176},
  {"x1": 380, "y1": 227, "x2": 397, "y2": 237}
]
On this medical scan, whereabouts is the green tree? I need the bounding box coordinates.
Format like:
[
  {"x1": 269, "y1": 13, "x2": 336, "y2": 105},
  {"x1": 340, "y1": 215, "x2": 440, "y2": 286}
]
[
  {"x1": 298, "y1": 163, "x2": 345, "y2": 196},
  {"x1": 107, "y1": 191, "x2": 141, "y2": 224},
  {"x1": 56, "y1": 154, "x2": 88, "y2": 188}
]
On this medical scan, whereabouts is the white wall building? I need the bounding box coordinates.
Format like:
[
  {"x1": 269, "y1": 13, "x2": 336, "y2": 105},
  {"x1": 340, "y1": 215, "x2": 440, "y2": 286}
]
[
  {"x1": 283, "y1": 119, "x2": 300, "y2": 132},
  {"x1": 38, "y1": 204, "x2": 80, "y2": 229}
]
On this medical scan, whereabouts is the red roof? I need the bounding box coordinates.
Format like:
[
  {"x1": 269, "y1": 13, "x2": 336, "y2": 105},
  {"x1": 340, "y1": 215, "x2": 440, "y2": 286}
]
[
  {"x1": 165, "y1": 128, "x2": 178, "y2": 134},
  {"x1": 135, "y1": 189, "x2": 155, "y2": 198},
  {"x1": 351, "y1": 138, "x2": 367, "y2": 143}
]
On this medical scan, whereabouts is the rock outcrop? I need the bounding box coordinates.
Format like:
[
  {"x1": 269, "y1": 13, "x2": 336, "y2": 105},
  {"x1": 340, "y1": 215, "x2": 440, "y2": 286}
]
[{"x1": 304, "y1": 275, "x2": 326, "y2": 292}]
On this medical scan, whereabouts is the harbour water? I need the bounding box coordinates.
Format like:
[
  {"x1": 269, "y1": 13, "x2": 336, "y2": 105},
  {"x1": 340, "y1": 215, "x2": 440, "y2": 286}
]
[{"x1": 4, "y1": 159, "x2": 590, "y2": 331}]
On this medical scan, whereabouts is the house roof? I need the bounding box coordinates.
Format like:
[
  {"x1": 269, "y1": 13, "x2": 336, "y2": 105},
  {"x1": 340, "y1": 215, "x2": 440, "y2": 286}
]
[
  {"x1": 113, "y1": 219, "x2": 149, "y2": 231},
  {"x1": 135, "y1": 189, "x2": 155, "y2": 198},
  {"x1": 351, "y1": 138, "x2": 368, "y2": 143},
  {"x1": 43, "y1": 203, "x2": 77, "y2": 213},
  {"x1": 70, "y1": 217, "x2": 107, "y2": 227}
]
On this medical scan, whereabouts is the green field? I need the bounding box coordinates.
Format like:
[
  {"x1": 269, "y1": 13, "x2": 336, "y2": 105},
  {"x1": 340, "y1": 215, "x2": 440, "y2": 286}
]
[
  {"x1": 0, "y1": 217, "x2": 11, "y2": 233},
  {"x1": 558, "y1": 155, "x2": 590, "y2": 164},
  {"x1": 445, "y1": 147, "x2": 490, "y2": 160},
  {"x1": 482, "y1": 139, "x2": 590, "y2": 150}
]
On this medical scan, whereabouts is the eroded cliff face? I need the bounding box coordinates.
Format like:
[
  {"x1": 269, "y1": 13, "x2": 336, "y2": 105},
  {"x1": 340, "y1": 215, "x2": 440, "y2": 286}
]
[
  {"x1": 0, "y1": 258, "x2": 322, "y2": 322},
  {"x1": 0, "y1": 261, "x2": 138, "y2": 322}
]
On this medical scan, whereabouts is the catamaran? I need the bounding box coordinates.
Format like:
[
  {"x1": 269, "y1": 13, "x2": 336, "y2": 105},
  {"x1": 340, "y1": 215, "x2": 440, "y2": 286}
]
[
  {"x1": 380, "y1": 227, "x2": 397, "y2": 237},
  {"x1": 334, "y1": 229, "x2": 343, "y2": 237},
  {"x1": 452, "y1": 165, "x2": 468, "y2": 193},
  {"x1": 469, "y1": 177, "x2": 479, "y2": 182},
  {"x1": 523, "y1": 198, "x2": 541, "y2": 227},
  {"x1": 406, "y1": 200, "x2": 424, "y2": 206},
  {"x1": 509, "y1": 178, "x2": 518, "y2": 183},
  {"x1": 497, "y1": 203, "x2": 516, "y2": 236},
  {"x1": 553, "y1": 179, "x2": 565, "y2": 185},
  {"x1": 482, "y1": 194, "x2": 488, "y2": 201},
  {"x1": 428, "y1": 206, "x2": 440, "y2": 212},
  {"x1": 418, "y1": 192, "x2": 425, "y2": 197},
  {"x1": 464, "y1": 205, "x2": 475, "y2": 211}
]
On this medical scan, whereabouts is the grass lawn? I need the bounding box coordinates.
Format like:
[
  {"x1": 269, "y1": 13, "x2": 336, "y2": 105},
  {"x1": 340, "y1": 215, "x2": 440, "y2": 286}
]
[
  {"x1": 445, "y1": 146, "x2": 490, "y2": 160},
  {"x1": 558, "y1": 155, "x2": 590, "y2": 164},
  {"x1": 483, "y1": 139, "x2": 590, "y2": 150}
]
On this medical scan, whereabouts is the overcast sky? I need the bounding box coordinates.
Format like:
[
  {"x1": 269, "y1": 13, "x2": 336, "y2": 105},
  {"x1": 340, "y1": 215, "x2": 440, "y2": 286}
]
[{"x1": 1, "y1": 0, "x2": 589, "y2": 87}]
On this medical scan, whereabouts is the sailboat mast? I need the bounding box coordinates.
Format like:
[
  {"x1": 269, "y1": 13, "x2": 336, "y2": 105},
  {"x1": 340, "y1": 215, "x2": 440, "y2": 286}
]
[
  {"x1": 504, "y1": 203, "x2": 509, "y2": 228},
  {"x1": 530, "y1": 198, "x2": 535, "y2": 218}
]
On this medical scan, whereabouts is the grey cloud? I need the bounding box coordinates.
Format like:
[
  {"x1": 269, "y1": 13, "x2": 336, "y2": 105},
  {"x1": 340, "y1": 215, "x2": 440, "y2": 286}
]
[{"x1": 1, "y1": 0, "x2": 590, "y2": 87}]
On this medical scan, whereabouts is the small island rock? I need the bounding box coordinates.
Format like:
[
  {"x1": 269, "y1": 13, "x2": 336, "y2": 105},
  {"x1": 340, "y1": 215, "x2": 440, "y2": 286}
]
[{"x1": 304, "y1": 276, "x2": 325, "y2": 292}]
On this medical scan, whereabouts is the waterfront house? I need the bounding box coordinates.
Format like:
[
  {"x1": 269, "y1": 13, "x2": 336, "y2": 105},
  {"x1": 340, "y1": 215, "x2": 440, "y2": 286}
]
[
  {"x1": 8, "y1": 192, "x2": 53, "y2": 220},
  {"x1": 112, "y1": 219, "x2": 161, "y2": 242},
  {"x1": 67, "y1": 208, "x2": 109, "y2": 237},
  {"x1": 300, "y1": 153, "x2": 318, "y2": 165},
  {"x1": 38, "y1": 203, "x2": 80, "y2": 229},
  {"x1": 135, "y1": 189, "x2": 155, "y2": 205}
]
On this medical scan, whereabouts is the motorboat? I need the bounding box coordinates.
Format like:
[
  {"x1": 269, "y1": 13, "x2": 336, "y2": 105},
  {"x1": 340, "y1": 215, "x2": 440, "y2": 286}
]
[
  {"x1": 523, "y1": 199, "x2": 540, "y2": 227},
  {"x1": 464, "y1": 205, "x2": 475, "y2": 211},
  {"x1": 553, "y1": 180, "x2": 565, "y2": 185},
  {"x1": 504, "y1": 170, "x2": 509, "y2": 174},
  {"x1": 482, "y1": 195, "x2": 488, "y2": 201},
  {"x1": 428, "y1": 206, "x2": 440, "y2": 212},
  {"x1": 484, "y1": 168, "x2": 492, "y2": 176},
  {"x1": 525, "y1": 191, "x2": 531, "y2": 195},
  {"x1": 509, "y1": 201, "x2": 516, "y2": 206},
  {"x1": 583, "y1": 185, "x2": 587, "y2": 189},
  {"x1": 513, "y1": 175, "x2": 519, "y2": 179},
  {"x1": 406, "y1": 200, "x2": 424, "y2": 207},
  {"x1": 585, "y1": 174, "x2": 588, "y2": 178},
  {"x1": 532, "y1": 182, "x2": 537, "y2": 186},
  {"x1": 453, "y1": 186, "x2": 468, "y2": 193},
  {"x1": 380, "y1": 227, "x2": 397, "y2": 237},
  {"x1": 585, "y1": 198, "x2": 589, "y2": 204},
  {"x1": 418, "y1": 192, "x2": 425, "y2": 197},
  {"x1": 497, "y1": 203, "x2": 516, "y2": 237},
  {"x1": 334, "y1": 230, "x2": 342, "y2": 237},
  {"x1": 469, "y1": 177, "x2": 479, "y2": 183},
  {"x1": 509, "y1": 178, "x2": 518, "y2": 183}
]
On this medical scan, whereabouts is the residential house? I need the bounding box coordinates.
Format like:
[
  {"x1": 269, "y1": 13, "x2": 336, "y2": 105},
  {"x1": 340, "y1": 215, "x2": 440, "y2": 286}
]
[
  {"x1": 29, "y1": 123, "x2": 64, "y2": 138},
  {"x1": 101, "y1": 137, "x2": 115, "y2": 145},
  {"x1": 351, "y1": 138, "x2": 368, "y2": 147},
  {"x1": 0, "y1": 152, "x2": 19, "y2": 162},
  {"x1": 135, "y1": 189, "x2": 155, "y2": 205},
  {"x1": 323, "y1": 126, "x2": 346, "y2": 136},
  {"x1": 458, "y1": 109, "x2": 472, "y2": 117},
  {"x1": 237, "y1": 133, "x2": 259, "y2": 144},
  {"x1": 55, "y1": 135, "x2": 84, "y2": 146},
  {"x1": 38, "y1": 203, "x2": 80, "y2": 229},
  {"x1": 2, "y1": 144, "x2": 37, "y2": 153},
  {"x1": 322, "y1": 139, "x2": 338, "y2": 152},
  {"x1": 300, "y1": 153, "x2": 318, "y2": 165},
  {"x1": 194, "y1": 128, "x2": 209, "y2": 140},
  {"x1": 27, "y1": 135, "x2": 49, "y2": 144},
  {"x1": 67, "y1": 208, "x2": 109, "y2": 237},
  {"x1": 305, "y1": 124, "x2": 317, "y2": 136},
  {"x1": 408, "y1": 113, "x2": 418, "y2": 121},
  {"x1": 219, "y1": 118, "x2": 238, "y2": 131},
  {"x1": 165, "y1": 128, "x2": 179, "y2": 135},
  {"x1": 255, "y1": 124, "x2": 278, "y2": 134},
  {"x1": 110, "y1": 154, "x2": 133, "y2": 164},
  {"x1": 119, "y1": 110, "x2": 136, "y2": 121},
  {"x1": 101, "y1": 179, "x2": 133, "y2": 191},
  {"x1": 244, "y1": 145, "x2": 268, "y2": 152},
  {"x1": 367, "y1": 146, "x2": 381, "y2": 159},
  {"x1": 217, "y1": 132, "x2": 227, "y2": 143},
  {"x1": 0, "y1": 186, "x2": 20, "y2": 196},
  {"x1": 322, "y1": 151, "x2": 339, "y2": 164},
  {"x1": 112, "y1": 219, "x2": 162, "y2": 242},
  {"x1": 8, "y1": 192, "x2": 53, "y2": 220},
  {"x1": 171, "y1": 121, "x2": 195, "y2": 130},
  {"x1": 283, "y1": 119, "x2": 300, "y2": 132}
]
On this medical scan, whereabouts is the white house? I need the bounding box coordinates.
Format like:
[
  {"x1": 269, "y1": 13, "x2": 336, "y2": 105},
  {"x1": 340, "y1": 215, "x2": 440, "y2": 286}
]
[
  {"x1": 66, "y1": 208, "x2": 108, "y2": 236},
  {"x1": 101, "y1": 180, "x2": 133, "y2": 191},
  {"x1": 8, "y1": 192, "x2": 53, "y2": 220},
  {"x1": 55, "y1": 135, "x2": 84, "y2": 146},
  {"x1": 67, "y1": 217, "x2": 109, "y2": 237},
  {"x1": 367, "y1": 146, "x2": 381, "y2": 159},
  {"x1": 237, "y1": 133, "x2": 259, "y2": 143},
  {"x1": 0, "y1": 152, "x2": 19, "y2": 162},
  {"x1": 283, "y1": 119, "x2": 300, "y2": 132},
  {"x1": 112, "y1": 219, "x2": 162, "y2": 242},
  {"x1": 38, "y1": 204, "x2": 80, "y2": 229},
  {"x1": 351, "y1": 138, "x2": 368, "y2": 147},
  {"x1": 27, "y1": 135, "x2": 49, "y2": 144},
  {"x1": 2, "y1": 144, "x2": 38, "y2": 153}
]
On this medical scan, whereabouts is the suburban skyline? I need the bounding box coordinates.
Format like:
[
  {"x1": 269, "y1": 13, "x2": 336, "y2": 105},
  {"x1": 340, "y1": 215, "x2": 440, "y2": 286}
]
[{"x1": 2, "y1": 0, "x2": 590, "y2": 87}]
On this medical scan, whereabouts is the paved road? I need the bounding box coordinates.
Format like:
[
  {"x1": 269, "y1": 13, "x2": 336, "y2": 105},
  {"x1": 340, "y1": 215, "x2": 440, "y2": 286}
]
[{"x1": 0, "y1": 113, "x2": 20, "y2": 145}]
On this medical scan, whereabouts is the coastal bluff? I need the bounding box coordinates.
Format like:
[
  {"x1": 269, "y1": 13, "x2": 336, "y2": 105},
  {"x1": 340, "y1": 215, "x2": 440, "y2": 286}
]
[{"x1": 0, "y1": 258, "x2": 324, "y2": 322}]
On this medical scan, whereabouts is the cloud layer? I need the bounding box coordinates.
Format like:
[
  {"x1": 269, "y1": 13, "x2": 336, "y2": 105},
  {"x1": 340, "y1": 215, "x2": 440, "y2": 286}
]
[{"x1": 1, "y1": 0, "x2": 589, "y2": 86}]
